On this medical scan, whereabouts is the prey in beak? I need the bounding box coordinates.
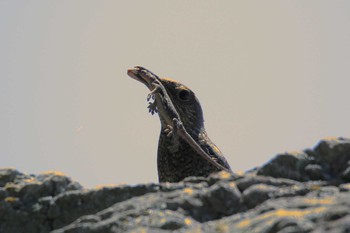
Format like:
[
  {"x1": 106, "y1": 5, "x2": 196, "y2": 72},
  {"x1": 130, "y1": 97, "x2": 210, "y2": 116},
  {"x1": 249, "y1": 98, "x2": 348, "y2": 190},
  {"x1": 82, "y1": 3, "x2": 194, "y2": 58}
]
[
  {"x1": 127, "y1": 66, "x2": 180, "y2": 126},
  {"x1": 127, "y1": 66, "x2": 161, "y2": 90},
  {"x1": 127, "y1": 66, "x2": 161, "y2": 115}
]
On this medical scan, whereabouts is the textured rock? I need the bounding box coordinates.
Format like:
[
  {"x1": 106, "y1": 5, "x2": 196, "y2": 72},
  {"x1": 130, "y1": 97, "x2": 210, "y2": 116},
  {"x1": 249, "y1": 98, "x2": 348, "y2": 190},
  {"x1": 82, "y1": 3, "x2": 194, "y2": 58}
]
[
  {"x1": 258, "y1": 137, "x2": 350, "y2": 184},
  {"x1": 1, "y1": 138, "x2": 350, "y2": 233}
]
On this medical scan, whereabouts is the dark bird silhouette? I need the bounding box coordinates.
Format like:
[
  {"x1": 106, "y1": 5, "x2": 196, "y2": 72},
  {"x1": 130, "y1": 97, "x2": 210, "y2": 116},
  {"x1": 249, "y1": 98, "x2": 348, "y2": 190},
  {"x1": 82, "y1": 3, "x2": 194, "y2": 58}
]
[{"x1": 127, "y1": 66, "x2": 232, "y2": 182}]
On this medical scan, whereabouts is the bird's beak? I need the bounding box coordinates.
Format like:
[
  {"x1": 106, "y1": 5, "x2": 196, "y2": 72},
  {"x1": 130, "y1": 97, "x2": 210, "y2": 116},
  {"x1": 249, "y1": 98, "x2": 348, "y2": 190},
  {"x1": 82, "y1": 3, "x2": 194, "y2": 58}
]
[{"x1": 127, "y1": 66, "x2": 160, "y2": 91}]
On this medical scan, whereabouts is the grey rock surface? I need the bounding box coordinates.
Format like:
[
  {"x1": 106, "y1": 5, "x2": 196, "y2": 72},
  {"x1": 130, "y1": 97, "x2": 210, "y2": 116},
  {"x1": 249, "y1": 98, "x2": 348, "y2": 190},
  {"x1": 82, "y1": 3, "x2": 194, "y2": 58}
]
[{"x1": 1, "y1": 138, "x2": 350, "y2": 233}]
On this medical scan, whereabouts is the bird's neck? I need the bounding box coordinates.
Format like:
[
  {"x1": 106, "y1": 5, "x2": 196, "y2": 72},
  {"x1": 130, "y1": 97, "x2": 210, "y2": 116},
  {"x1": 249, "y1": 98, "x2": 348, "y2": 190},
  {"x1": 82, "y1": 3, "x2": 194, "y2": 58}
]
[{"x1": 160, "y1": 116, "x2": 205, "y2": 140}]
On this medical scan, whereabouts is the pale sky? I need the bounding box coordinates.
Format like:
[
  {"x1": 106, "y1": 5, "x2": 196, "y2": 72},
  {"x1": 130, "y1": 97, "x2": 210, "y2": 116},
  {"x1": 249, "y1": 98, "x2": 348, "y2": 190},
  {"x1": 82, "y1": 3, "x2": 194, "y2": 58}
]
[{"x1": 1, "y1": 1, "x2": 350, "y2": 187}]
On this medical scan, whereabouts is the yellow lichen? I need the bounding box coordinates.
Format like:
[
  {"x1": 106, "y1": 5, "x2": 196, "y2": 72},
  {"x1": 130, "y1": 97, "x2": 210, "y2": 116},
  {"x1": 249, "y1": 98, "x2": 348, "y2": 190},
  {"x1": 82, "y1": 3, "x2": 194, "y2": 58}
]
[
  {"x1": 322, "y1": 136, "x2": 339, "y2": 141},
  {"x1": 287, "y1": 151, "x2": 303, "y2": 156},
  {"x1": 310, "y1": 185, "x2": 321, "y2": 190},
  {"x1": 23, "y1": 177, "x2": 36, "y2": 183},
  {"x1": 229, "y1": 182, "x2": 237, "y2": 188},
  {"x1": 160, "y1": 218, "x2": 166, "y2": 224},
  {"x1": 184, "y1": 217, "x2": 192, "y2": 225},
  {"x1": 41, "y1": 171, "x2": 65, "y2": 176},
  {"x1": 303, "y1": 197, "x2": 334, "y2": 205},
  {"x1": 237, "y1": 219, "x2": 251, "y2": 228},
  {"x1": 5, "y1": 196, "x2": 18, "y2": 203},
  {"x1": 94, "y1": 184, "x2": 124, "y2": 190},
  {"x1": 236, "y1": 207, "x2": 327, "y2": 228},
  {"x1": 253, "y1": 184, "x2": 272, "y2": 190},
  {"x1": 275, "y1": 208, "x2": 309, "y2": 217},
  {"x1": 183, "y1": 188, "x2": 194, "y2": 195},
  {"x1": 217, "y1": 171, "x2": 231, "y2": 179},
  {"x1": 129, "y1": 228, "x2": 147, "y2": 233},
  {"x1": 215, "y1": 223, "x2": 229, "y2": 233}
]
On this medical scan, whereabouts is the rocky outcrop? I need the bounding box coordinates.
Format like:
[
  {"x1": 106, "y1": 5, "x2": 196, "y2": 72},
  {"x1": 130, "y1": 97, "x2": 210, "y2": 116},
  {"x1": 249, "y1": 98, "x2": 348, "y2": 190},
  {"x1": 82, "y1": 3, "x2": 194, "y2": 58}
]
[{"x1": 1, "y1": 138, "x2": 350, "y2": 233}]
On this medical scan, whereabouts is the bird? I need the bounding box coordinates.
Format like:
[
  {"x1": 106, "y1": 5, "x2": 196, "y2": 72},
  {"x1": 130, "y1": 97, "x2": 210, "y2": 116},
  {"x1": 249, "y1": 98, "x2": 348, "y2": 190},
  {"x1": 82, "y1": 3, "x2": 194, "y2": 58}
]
[{"x1": 127, "y1": 66, "x2": 232, "y2": 182}]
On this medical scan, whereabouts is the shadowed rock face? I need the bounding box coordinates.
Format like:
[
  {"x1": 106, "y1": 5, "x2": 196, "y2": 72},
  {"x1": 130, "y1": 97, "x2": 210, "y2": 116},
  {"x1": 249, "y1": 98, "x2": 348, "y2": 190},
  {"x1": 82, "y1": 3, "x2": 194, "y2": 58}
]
[{"x1": 1, "y1": 138, "x2": 350, "y2": 233}]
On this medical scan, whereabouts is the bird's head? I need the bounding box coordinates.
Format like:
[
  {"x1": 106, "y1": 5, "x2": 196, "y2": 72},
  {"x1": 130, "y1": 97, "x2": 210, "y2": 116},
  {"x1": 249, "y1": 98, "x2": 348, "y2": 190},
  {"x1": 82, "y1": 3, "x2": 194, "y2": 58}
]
[
  {"x1": 127, "y1": 66, "x2": 204, "y2": 135},
  {"x1": 157, "y1": 77, "x2": 204, "y2": 132}
]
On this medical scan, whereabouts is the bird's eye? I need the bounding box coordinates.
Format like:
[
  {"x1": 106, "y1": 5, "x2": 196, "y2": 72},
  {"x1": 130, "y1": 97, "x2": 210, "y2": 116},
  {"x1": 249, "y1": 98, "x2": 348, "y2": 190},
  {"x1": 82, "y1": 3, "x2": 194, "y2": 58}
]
[{"x1": 178, "y1": 89, "x2": 190, "y2": 101}]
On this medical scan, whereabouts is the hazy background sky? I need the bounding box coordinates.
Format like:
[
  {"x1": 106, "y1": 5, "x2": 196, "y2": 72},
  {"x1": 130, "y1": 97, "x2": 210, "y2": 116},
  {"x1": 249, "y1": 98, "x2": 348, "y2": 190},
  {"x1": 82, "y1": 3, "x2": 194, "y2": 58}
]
[{"x1": 1, "y1": 1, "x2": 349, "y2": 187}]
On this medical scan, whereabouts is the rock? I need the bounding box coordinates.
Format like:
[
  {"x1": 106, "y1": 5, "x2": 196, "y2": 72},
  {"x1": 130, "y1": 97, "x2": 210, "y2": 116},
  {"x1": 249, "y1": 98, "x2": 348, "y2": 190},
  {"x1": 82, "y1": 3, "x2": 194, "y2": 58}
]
[
  {"x1": 341, "y1": 163, "x2": 350, "y2": 182},
  {"x1": 257, "y1": 151, "x2": 311, "y2": 181},
  {"x1": 258, "y1": 138, "x2": 350, "y2": 184},
  {"x1": 304, "y1": 164, "x2": 324, "y2": 180},
  {"x1": 312, "y1": 138, "x2": 350, "y2": 182},
  {"x1": 0, "y1": 170, "x2": 83, "y2": 233},
  {"x1": 204, "y1": 181, "x2": 243, "y2": 216},
  {"x1": 242, "y1": 184, "x2": 279, "y2": 208},
  {"x1": 1, "y1": 138, "x2": 350, "y2": 232},
  {"x1": 0, "y1": 168, "x2": 24, "y2": 186}
]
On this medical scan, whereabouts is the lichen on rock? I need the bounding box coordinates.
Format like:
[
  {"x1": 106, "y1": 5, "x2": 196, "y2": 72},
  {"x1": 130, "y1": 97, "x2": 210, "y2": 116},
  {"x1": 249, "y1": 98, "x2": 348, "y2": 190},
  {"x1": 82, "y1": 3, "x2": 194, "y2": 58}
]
[{"x1": 1, "y1": 138, "x2": 350, "y2": 232}]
